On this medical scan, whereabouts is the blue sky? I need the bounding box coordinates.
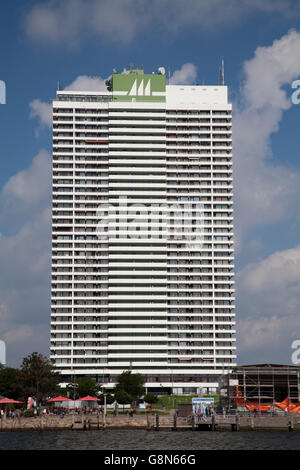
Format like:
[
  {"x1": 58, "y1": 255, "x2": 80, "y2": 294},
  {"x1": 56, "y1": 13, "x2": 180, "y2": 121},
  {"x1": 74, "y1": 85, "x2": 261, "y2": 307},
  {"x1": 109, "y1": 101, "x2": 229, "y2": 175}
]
[{"x1": 0, "y1": 0, "x2": 300, "y2": 368}]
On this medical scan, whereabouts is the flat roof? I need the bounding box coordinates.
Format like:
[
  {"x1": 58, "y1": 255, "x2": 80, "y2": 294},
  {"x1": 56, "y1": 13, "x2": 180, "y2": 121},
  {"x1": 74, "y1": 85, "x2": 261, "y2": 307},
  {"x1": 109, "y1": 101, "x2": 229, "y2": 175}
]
[{"x1": 231, "y1": 364, "x2": 300, "y2": 371}]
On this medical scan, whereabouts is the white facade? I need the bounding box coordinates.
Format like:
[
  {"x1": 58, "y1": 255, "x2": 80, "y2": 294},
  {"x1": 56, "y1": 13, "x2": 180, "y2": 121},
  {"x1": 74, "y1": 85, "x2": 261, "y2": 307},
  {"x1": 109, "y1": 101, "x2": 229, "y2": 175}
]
[{"x1": 50, "y1": 72, "x2": 236, "y2": 394}]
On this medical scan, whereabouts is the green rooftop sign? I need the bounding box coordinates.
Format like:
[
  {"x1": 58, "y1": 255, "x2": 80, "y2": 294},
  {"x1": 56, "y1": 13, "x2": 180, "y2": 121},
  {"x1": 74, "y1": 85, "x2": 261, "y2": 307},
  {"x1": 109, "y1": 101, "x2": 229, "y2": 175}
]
[{"x1": 112, "y1": 70, "x2": 166, "y2": 102}]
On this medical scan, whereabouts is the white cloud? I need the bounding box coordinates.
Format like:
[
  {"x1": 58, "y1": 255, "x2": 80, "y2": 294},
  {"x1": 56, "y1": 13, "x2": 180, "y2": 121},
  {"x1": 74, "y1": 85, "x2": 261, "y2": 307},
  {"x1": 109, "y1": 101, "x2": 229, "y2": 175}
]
[
  {"x1": 169, "y1": 63, "x2": 197, "y2": 85},
  {"x1": 236, "y1": 246, "x2": 300, "y2": 363},
  {"x1": 24, "y1": 0, "x2": 300, "y2": 46},
  {"x1": 0, "y1": 208, "x2": 51, "y2": 290},
  {"x1": 238, "y1": 245, "x2": 300, "y2": 293},
  {"x1": 29, "y1": 99, "x2": 52, "y2": 129},
  {"x1": 2, "y1": 324, "x2": 50, "y2": 368},
  {"x1": 24, "y1": 0, "x2": 84, "y2": 46},
  {"x1": 236, "y1": 313, "x2": 300, "y2": 364},
  {"x1": 157, "y1": 0, "x2": 296, "y2": 32},
  {"x1": 64, "y1": 75, "x2": 107, "y2": 92},
  {"x1": 0, "y1": 152, "x2": 52, "y2": 367},
  {"x1": 24, "y1": 0, "x2": 144, "y2": 45},
  {"x1": 0, "y1": 149, "x2": 51, "y2": 214},
  {"x1": 233, "y1": 29, "x2": 300, "y2": 248}
]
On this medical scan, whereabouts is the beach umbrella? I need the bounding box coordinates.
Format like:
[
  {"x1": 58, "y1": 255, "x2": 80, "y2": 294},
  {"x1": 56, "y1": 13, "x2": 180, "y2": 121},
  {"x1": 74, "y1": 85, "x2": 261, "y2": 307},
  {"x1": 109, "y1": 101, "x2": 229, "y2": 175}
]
[
  {"x1": 0, "y1": 398, "x2": 24, "y2": 404},
  {"x1": 47, "y1": 396, "x2": 72, "y2": 402},
  {"x1": 47, "y1": 396, "x2": 72, "y2": 409},
  {"x1": 76, "y1": 396, "x2": 101, "y2": 409},
  {"x1": 76, "y1": 395, "x2": 101, "y2": 402}
]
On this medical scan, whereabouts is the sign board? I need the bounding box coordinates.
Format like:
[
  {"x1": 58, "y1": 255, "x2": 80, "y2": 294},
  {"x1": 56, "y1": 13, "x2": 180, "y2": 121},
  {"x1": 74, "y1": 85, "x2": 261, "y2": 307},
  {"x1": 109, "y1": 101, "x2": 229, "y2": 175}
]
[
  {"x1": 192, "y1": 397, "x2": 214, "y2": 414},
  {"x1": 229, "y1": 379, "x2": 239, "y2": 386},
  {"x1": 112, "y1": 70, "x2": 166, "y2": 102}
]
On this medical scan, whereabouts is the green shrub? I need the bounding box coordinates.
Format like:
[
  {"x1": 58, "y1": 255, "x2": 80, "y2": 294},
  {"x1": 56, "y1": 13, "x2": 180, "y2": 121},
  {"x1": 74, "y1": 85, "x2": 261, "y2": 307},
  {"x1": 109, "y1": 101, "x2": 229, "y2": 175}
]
[
  {"x1": 115, "y1": 389, "x2": 133, "y2": 405},
  {"x1": 98, "y1": 393, "x2": 115, "y2": 404},
  {"x1": 144, "y1": 393, "x2": 158, "y2": 404},
  {"x1": 105, "y1": 393, "x2": 115, "y2": 404},
  {"x1": 24, "y1": 409, "x2": 35, "y2": 418}
]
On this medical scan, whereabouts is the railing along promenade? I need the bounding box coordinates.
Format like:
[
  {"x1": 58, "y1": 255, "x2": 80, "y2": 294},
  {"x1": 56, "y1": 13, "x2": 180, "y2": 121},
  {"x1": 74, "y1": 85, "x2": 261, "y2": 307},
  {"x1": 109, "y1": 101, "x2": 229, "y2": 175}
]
[{"x1": 0, "y1": 410, "x2": 300, "y2": 432}]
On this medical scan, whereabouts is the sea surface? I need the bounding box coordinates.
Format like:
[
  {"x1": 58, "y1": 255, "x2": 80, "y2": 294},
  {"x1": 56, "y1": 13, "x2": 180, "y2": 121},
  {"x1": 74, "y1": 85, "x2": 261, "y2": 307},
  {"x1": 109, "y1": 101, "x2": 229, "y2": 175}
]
[{"x1": 0, "y1": 429, "x2": 299, "y2": 450}]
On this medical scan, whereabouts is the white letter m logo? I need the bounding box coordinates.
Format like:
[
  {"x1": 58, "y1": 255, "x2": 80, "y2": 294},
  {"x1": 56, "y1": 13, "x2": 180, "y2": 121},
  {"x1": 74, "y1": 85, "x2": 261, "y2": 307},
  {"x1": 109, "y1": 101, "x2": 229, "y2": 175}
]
[{"x1": 129, "y1": 79, "x2": 150, "y2": 96}]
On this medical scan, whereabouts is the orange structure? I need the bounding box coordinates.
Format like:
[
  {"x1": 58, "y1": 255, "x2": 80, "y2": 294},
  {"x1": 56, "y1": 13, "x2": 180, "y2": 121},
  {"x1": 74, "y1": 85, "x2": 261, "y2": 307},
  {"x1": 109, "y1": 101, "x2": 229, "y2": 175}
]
[
  {"x1": 228, "y1": 365, "x2": 300, "y2": 413},
  {"x1": 233, "y1": 387, "x2": 300, "y2": 413}
]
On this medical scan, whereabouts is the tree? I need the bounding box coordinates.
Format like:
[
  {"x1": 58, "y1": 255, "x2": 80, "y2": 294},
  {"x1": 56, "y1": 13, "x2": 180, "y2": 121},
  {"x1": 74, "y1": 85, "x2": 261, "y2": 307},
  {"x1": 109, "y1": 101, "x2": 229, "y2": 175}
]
[
  {"x1": 104, "y1": 393, "x2": 115, "y2": 405},
  {"x1": 66, "y1": 377, "x2": 101, "y2": 399},
  {"x1": 0, "y1": 366, "x2": 23, "y2": 400},
  {"x1": 19, "y1": 352, "x2": 61, "y2": 403},
  {"x1": 115, "y1": 371, "x2": 145, "y2": 401},
  {"x1": 97, "y1": 392, "x2": 115, "y2": 407},
  {"x1": 115, "y1": 390, "x2": 133, "y2": 411}
]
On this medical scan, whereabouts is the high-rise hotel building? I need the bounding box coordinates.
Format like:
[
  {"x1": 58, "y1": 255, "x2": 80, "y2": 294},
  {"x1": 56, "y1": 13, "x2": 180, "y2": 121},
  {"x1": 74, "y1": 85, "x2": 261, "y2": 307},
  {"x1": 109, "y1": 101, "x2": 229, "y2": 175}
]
[{"x1": 51, "y1": 68, "x2": 236, "y2": 394}]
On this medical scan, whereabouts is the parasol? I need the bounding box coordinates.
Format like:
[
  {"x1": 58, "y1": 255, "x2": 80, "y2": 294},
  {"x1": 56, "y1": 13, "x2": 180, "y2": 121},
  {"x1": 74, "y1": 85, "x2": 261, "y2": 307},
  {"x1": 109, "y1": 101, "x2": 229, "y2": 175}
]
[
  {"x1": 47, "y1": 396, "x2": 72, "y2": 402},
  {"x1": 0, "y1": 398, "x2": 24, "y2": 404},
  {"x1": 76, "y1": 395, "x2": 101, "y2": 402}
]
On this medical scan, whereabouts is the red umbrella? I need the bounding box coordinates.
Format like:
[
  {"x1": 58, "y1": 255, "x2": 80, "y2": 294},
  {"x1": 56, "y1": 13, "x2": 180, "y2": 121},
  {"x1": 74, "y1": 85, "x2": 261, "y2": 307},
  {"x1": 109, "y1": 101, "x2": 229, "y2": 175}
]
[
  {"x1": 47, "y1": 396, "x2": 72, "y2": 402},
  {"x1": 0, "y1": 398, "x2": 24, "y2": 404},
  {"x1": 76, "y1": 395, "x2": 101, "y2": 402}
]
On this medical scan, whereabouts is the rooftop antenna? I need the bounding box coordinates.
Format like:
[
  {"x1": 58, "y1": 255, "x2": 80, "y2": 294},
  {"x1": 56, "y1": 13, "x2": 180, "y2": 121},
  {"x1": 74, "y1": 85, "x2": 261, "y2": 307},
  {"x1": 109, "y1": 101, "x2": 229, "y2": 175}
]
[
  {"x1": 222, "y1": 58, "x2": 225, "y2": 84},
  {"x1": 219, "y1": 58, "x2": 225, "y2": 85},
  {"x1": 57, "y1": 80, "x2": 60, "y2": 91}
]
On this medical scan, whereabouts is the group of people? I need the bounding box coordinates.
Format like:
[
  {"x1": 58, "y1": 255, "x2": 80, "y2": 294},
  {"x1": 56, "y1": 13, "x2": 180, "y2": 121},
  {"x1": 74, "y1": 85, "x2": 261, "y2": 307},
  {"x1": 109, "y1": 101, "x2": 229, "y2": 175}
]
[
  {"x1": 195, "y1": 405, "x2": 215, "y2": 420},
  {"x1": 128, "y1": 408, "x2": 137, "y2": 417},
  {"x1": 0, "y1": 408, "x2": 23, "y2": 418}
]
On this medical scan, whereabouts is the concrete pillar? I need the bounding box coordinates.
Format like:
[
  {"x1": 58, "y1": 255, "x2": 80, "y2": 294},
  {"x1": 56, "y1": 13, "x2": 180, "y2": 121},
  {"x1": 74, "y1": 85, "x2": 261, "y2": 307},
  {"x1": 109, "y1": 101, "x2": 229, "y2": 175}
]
[
  {"x1": 146, "y1": 412, "x2": 151, "y2": 430},
  {"x1": 173, "y1": 413, "x2": 177, "y2": 431},
  {"x1": 235, "y1": 413, "x2": 240, "y2": 431},
  {"x1": 211, "y1": 413, "x2": 216, "y2": 431},
  {"x1": 155, "y1": 413, "x2": 159, "y2": 431}
]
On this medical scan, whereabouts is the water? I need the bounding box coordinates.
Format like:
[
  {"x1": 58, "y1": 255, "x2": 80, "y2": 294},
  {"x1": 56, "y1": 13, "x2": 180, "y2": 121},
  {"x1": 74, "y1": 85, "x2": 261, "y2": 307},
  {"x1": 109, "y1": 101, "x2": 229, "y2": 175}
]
[{"x1": 0, "y1": 429, "x2": 299, "y2": 450}]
